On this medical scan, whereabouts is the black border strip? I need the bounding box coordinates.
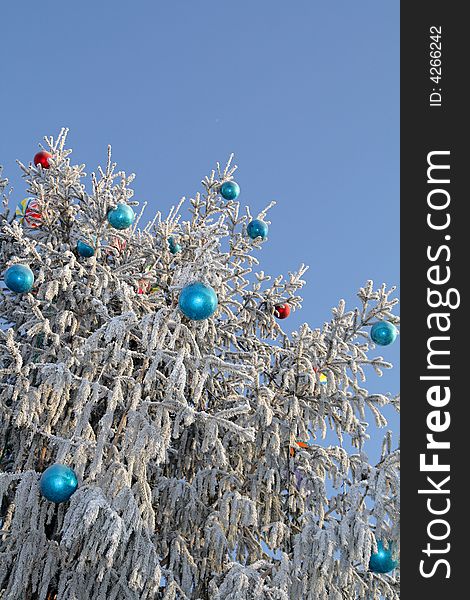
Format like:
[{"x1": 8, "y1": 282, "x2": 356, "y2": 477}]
[{"x1": 401, "y1": 3, "x2": 466, "y2": 596}]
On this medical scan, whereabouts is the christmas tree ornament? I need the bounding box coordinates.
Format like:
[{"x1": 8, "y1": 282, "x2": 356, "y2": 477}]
[
  {"x1": 108, "y1": 236, "x2": 127, "y2": 254},
  {"x1": 39, "y1": 463, "x2": 78, "y2": 504},
  {"x1": 179, "y1": 282, "x2": 218, "y2": 321},
  {"x1": 247, "y1": 219, "x2": 268, "y2": 240},
  {"x1": 34, "y1": 150, "x2": 52, "y2": 169},
  {"x1": 370, "y1": 320, "x2": 397, "y2": 346},
  {"x1": 4, "y1": 264, "x2": 34, "y2": 293},
  {"x1": 76, "y1": 239, "x2": 95, "y2": 258},
  {"x1": 16, "y1": 198, "x2": 42, "y2": 228},
  {"x1": 369, "y1": 541, "x2": 398, "y2": 574},
  {"x1": 168, "y1": 236, "x2": 182, "y2": 255},
  {"x1": 137, "y1": 279, "x2": 151, "y2": 294},
  {"x1": 220, "y1": 180, "x2": 240, "y2": 200},
  {"x1": 137, "y1": 264, "x2": 156, "y2": 294},
  {"x1": 290, "y1": 440, "x2": 309, "y2": 457},
  {"x1": 274, "y1": 303, "x2": 291, "y2": 319},
  {"x1": 313, "y1": 367, "x2": 328, "y2": 386},
  {"x1": 107, "y1": 204, "x2": 135, "y2": 230}
]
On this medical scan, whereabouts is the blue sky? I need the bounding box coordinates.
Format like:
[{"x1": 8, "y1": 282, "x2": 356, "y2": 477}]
[{"x1": 1, "y1": 1, "x2": 399, "y2": 460}]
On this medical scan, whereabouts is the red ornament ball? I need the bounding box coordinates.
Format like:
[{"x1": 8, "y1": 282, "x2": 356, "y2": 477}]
[
  {"x1": 34, "y1": 151, "x2": 52, "y2": 169},
  {"x1": 274, "y1": 303, "x2": 291, "y2": 319}
]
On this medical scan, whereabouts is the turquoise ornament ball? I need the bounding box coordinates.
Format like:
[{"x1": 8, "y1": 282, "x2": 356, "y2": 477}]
[
  {"x1": 4, "y1": 264, "x2": 34, "y2": 293},
  {"x1": 369, "y1": 541, "x2": 398, "y2": 574},
  {"x1": 220, "y1": 181, "x2": 240, "y2": 200},
  {"x1": 168, "y1": 237, "x2": 182, "y2": 255},
  {"x1": 179, "y1": 282, "x2": 218, "y2": 321},
  {"x1": 247, "y1": 219, "x2": 268, "y2": 240},
  {"x1": 107, "y1": 204, "x2": 135, "y2": 230},
  {"x1": 39, "y1": 463, "x2": 78, "y2": 504},
  {"x1": 370, "y1": 321, "x2": 397, "y2": 346},
  {"x1": 77, "y1": 239, "x2": 95, "y2": 258}
]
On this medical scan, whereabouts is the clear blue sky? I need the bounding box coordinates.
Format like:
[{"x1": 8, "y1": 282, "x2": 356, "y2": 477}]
[{"x1": 1, "y1": 1, "x2": 399, "y2": 460}]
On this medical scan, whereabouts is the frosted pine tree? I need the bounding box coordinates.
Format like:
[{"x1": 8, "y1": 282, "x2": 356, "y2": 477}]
[{"x1": 0, "y1": 130, "x2": 400, "y2": 600}]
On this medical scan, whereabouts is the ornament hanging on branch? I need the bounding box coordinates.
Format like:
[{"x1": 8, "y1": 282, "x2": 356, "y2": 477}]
[
  {"x1": 3, "y1": 264, "x2": 34, "y2": 293},
  {"x1": 107, "y1": 236, "x2": 127, "y2": 254},
  {"x1": 39, "y1": 463, "x2": 78, "y2": 504},
  {"x1": 137, "y1": 284, "x2": 158, "y2": 295},
  {"x1": 137, "y1": 278, "x2": 154, "y2": 295},
  {"x1": 107, "y1": 204, "x2": 135, "y2": 230},
  {"x1": 247, "y1": 219, "x2": 268, "y2": 240},
  {"x1": 369, "y1": 541, "x2": 398, "y2": 574},
  {"x1": 274, "y1": 303, "x2": 290, "y2": 319},
  {"x1": 168, "y1": 236, "x2": 182, "y2": 255},
  {"x1": 220, "y1": 180, "x2": 240, "y2": 200},
  {"x1": 15, "y1": 198, "x2": 42, "y2": 228},
  {"x1": 289, "y1": 440, "x2": 309, "y2": 457},
  {"x1": 76, "y1": 239, "x2": 95, "y2": 258},
  {"x1": 137, "y1": 265, "x2": 156, "y2": 294},
  {"x1": 313, "y1": 367, "x2": 328, "y2": 385},
  {"x1": 137, "y1": 282, "x2": 149, "y2": 295},
  {"x1": 34, "y1": 150, "x2": 52, "y2": 169},
  {"x1": 179, "y1": 282, "x2": 218, "y2": 321},
  {"x1": 370, "y1": 320, "x2": 397, "y2": 346}
]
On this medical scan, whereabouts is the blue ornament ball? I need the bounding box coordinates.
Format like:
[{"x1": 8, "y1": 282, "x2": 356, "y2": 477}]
[
  {"x1": 369, "y1": 541, "x2": 398, "y2": 574},
  {"x1": 168, "y1": 237, "x2": 182, "y2": 255},
  {"x1": 39, "y1": 463, "x2": 78, "y2": 504},
  {"x1": 107, "y1": 204, "x2": 135, "y2": 230},
  {"x1": 179, "y1": 282, "x2": 218, "y2": 321},
  {"x1": 4, "y1": 264, "x2": 34, "y2": 293},
  {"x1": 247, "y1": 219, "x2": 268, "y2": 240},
  {"x1": 370, "y1": 321, "x2": 397, "y2": 346},
  {"x1": 77, "y1": 239, "x2": 95, "y2": 258},
  {"x1": 220, "y1": 181, "x2": 240, "y2": 200}
]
